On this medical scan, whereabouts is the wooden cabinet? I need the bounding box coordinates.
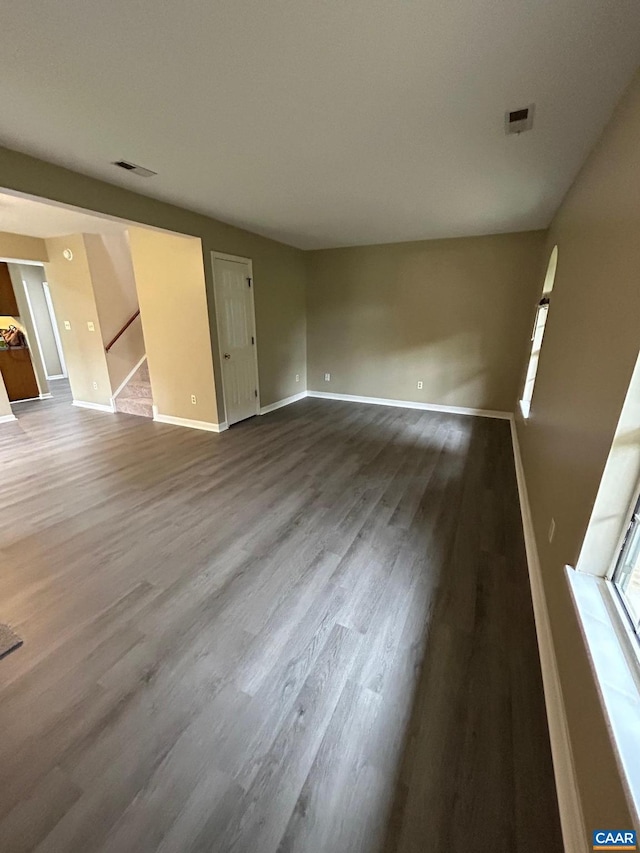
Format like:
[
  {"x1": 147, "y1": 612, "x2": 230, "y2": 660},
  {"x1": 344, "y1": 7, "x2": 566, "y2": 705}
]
[
  {"x1": 0, "y1": 348, "x2": 40, "y2": 401},
  {"x1": 0, "y1": 263, "x2": 19, "y2": 316}
]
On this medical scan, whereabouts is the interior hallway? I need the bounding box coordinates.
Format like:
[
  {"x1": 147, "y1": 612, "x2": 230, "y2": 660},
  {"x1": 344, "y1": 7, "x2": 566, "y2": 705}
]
[{"x1": 0, "y1": 394, "x2": 562, "y2": 853}]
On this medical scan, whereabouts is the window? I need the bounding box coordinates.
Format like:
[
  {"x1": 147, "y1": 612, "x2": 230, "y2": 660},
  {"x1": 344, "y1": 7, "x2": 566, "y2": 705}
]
[
  {"x1": 612, "y1": 492, "x2": 640, "y2": 638},
  {"x1": 520, "y1": 246, "x2": 558, "y2": 418}
]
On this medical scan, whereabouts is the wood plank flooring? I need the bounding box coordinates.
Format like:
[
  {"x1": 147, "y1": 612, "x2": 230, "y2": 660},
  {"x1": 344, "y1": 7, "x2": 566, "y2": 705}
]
[{"x1": 0, "y1": 381, "x2": 563, "y2": 853}]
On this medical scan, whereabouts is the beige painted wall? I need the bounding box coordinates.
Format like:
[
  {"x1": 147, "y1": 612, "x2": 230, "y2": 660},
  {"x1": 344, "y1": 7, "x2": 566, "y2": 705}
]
[
  {"x1": 128, "y1": 227, "x2": 218, "y2": 425},
  {"x1": 516, "y1": 68, "x2": 640, "y2": 833},
  {"x1": 306, "y1": 231, "x2": 546, "y2": 411},
  {"x1": 84, "y1": 233, "x2": 145, "y2": 393},
  {"x1": 251, "y1": 241, "x2": 307, "y2": 404},
  {"x1": 0, "y1": 147, "x2": 307, "y2": 417},
  {"x1": 0, "y1": 231, "x2": 47, "y2": 263},
  {"x1": 44, "y1": 235, "x2": 112, "y2": 407},
  {"x1": 577, "y1": 351, "x2": 640, "y2": 578}
]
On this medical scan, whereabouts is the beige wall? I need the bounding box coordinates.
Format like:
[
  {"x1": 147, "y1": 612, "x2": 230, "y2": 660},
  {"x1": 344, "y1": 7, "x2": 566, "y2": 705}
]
[
  {"x1": 516, "y1": 69, "x2": 640, "y2": 832},
  {"x1": 0, "y1": 231, "x2": 47, "y2": 263},
  {"x1": 128, "y1": 228, "x2": 218, "y2": 425},
  {"x1": 577, "y1": 351, "x2": 640, "y2": 578},
  {"x1": 251, "y1": 241, "x2": 307, "y2": 405},
  {"x1": 84, "y1": 232, "x2": 145, "y2": 393},
  {"x1": 0, "y1": 147, "x2": 307, "y2": 416},
  {"x1": 44, "y1": 235, "x2": 112, "y2": 407},
  {"x1": 306, "y1": 231, "x2": 546, "y2": 411}
]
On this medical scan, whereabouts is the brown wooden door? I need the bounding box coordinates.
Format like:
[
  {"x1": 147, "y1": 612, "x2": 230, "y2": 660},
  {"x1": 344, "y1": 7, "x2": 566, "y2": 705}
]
[
  {"x1": 0, "y1": 348, "x2": 40, "y2": 401},
  {"x1": 0, "y1": 263, "x2": 19, "y2": 316}
]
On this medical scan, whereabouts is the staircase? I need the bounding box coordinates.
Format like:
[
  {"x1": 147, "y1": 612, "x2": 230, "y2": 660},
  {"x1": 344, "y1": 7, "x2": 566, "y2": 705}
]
[{"x1": 114, "y1": 360, "x2": 153, "y2": 418}]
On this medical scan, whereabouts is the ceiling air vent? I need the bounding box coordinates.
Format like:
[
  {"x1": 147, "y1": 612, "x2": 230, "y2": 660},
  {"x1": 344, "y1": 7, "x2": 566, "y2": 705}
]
[
  {"x1": 505, "y1": 104, "x2": 535, "y2": 135},
  {"x1": 112, "y1": 160, "x2": 157, "y2": 178}
]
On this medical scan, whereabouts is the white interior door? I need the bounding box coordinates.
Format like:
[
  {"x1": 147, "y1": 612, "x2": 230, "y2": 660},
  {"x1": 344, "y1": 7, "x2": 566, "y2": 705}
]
[{"x1": 212, "y1": 253, "x2": 259, "y2": 426}]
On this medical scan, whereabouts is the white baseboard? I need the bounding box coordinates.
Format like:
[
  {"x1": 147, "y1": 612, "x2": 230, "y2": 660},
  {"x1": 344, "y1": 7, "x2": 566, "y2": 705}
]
[
  {"x1": 46, "y1": 374, "x2": 66, "y2": 381},
  {"x1": 153, "y1": 410, "x2": 228, "y2": 433},
  {"x1": 0, "y1": 413, "x2": 17, "y2": 424},
  {"x1": 307, "y1": 390, "x2": 511, "y2": 420},
  {"x1": 39, "y1": 393, "x2": 52, "y2": 400},
  {"x1": 111, "y1": 355, "x2": 147, "y2": 403},
  {"x1": 509, "y1": 417, "x2": 587, "y2": 852},
  {"x1": 72, "y1": 400, "x2": 115, "y2": 413},
  {"x1": 256, "y1": 388, "x2": 513, "y2": 420},
  {"x1": 260, "y1": 390, "x2": 307, "y2": 415}
]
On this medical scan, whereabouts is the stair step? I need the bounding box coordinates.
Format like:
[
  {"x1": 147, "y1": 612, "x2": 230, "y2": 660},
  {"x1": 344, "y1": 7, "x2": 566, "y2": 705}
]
[
  {"x1": 115, "y1": 396, "x2": 153, "y2": 418},
  {"x1": 123, "y1": 381, "x2": 152, "y2": 399},
  {"x1": 113, "y1": 358, "x2": 153, "y2": 418}
]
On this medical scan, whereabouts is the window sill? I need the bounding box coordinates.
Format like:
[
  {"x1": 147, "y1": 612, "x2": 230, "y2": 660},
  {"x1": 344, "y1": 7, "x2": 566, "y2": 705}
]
[
  {"x1": 519, "y1": 399, "x2": 531, "y2": 419},
  {"x1": 566, "y1": 566, "x2": 640, "y2": 823}
]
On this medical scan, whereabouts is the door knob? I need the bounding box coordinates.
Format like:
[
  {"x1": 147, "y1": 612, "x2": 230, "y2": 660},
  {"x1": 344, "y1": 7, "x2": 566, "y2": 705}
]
[{"x1": 224, "y1": 353, "x2": 231, "y2": 359}]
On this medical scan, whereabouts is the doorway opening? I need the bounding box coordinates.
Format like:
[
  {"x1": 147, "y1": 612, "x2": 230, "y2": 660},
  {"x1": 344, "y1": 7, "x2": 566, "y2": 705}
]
[
  {"x1": 0, "y1": 261, "x2": 60, "y2": 404},
  {"x1": 0, "y1": 189, "x2": 220, "y2": 432}
]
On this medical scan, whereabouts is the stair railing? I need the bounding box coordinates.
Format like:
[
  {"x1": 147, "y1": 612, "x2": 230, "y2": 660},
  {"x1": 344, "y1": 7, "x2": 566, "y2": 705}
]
[{"x1": 105, "y1": 309, "x2": 140, "y2": 353}]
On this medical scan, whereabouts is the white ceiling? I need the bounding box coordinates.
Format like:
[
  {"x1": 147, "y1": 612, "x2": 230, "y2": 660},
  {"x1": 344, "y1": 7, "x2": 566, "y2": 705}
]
[
  {"x1": 1, "y1": 0, "x2": 639, "y2": 249},
  {"x1": 0, "y1": 192, "x2": 127, "y2": 239}
]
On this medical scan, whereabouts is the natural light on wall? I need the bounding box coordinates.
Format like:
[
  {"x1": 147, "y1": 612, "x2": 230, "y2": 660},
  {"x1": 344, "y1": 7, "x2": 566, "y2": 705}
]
[{"x1": 520, "y1": 246, "x2": 558, "y2": 418}]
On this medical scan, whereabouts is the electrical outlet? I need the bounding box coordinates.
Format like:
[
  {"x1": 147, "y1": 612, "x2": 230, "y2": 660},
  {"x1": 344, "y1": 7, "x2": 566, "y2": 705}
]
[
  {"x1": 548, "y1": 518, "x2": 556, "y2": 543},
  {"x1": 64, "y1": 320, "x2": 71, "y2": 330},
  {"x1": 417, "y1": 381, "x2": 424, "y2": 390},
  {"x1": 191, "y1": 394, "x2": 197, "y2": 405},
  {"x1": 87, "y1": 321, "x2": 95, "y2": 332},
  {"x1": 92, "y1": 381, "x2": 98, "y2": 390},
  {"x1": 295, "y1": 374, "x2": 300, "y2": 383},
  {"x1": 324, "y1": 373, "x2": 331, "y2": 382}
]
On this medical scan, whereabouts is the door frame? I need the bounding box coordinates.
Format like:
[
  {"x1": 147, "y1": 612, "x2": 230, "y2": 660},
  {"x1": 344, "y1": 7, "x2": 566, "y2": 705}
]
[
  {"x1": 41, "y1": 280, "x2": 68, "y2": 379},
  {"x1": 211, "y1": 251, "x2": 260, "y2": 424}
]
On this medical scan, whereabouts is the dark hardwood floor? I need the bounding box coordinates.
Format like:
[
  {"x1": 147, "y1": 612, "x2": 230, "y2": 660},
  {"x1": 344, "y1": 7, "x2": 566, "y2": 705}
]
[{"x1": 0, "y1": 382, "x2": 563, "y2": 853}]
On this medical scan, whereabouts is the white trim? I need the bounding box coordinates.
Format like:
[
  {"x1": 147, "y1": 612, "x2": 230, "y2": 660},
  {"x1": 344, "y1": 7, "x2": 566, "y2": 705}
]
[
  {"x1": 211, "y1": 251, "x2": 250, "y2": 264},
  {"x1": 307, "y1": 390, "x2": 511, "y2": 420},
  {"x1": 10, "y1": 395, "x2": 41, "y2": 404},
  {"x1": 0, "y1": 256, "x2": 45, "y2": 266},
  {"x1": 110, "y1": 355, "x2": 147, "y2": 403},
  {"x1": 567, "y1": 570, "x2": 640, "y2": 827},
  {"x1": 260, "y1": 391, "x2": 307, "y2": 415},
  {"x1": 0, "y1": 413, "x2": 17, "y2": 423},
  {"x1": 46, "y1": 373, "x2": 66, "y2": 381},
  {"x1": 20, "y1": 276, "x2": 50, "y2": 393},
  {"x1": 153, "y1": 411, "x2": 228, "y2": 433},
  {"x1": 211, "y1": 251, "x2": 260, "y2": 426},
  {"x1": 72, "y1": 399, "x2": 115, "y2": 413},
  {"x1": 510, "y1": 417, "x2": 587, "y2": 852},
  {"x1": 42, "y1": 282, "x2": 68, "y2": 378},
  {"x1": 9, "y1": 393, "x2": 52, "y2": 404}
]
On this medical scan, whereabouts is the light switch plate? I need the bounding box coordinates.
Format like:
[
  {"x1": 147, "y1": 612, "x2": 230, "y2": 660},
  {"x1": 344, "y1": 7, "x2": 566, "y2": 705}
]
[
  {"x1": 87, "y1": 321, "x2": 95, "y2": 332},
  {"x1": 64, "y1": 321, "x2": 71, "y2": 330}
]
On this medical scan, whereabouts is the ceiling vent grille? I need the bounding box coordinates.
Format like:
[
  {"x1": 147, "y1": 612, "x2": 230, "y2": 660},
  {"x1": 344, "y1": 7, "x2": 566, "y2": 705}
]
[
  {"x1": 505, "y1": 105, "x2": 535, "y2": 135},
  {"x1": 112, "y1": 160, "x2": 157, "y2": 178}
]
